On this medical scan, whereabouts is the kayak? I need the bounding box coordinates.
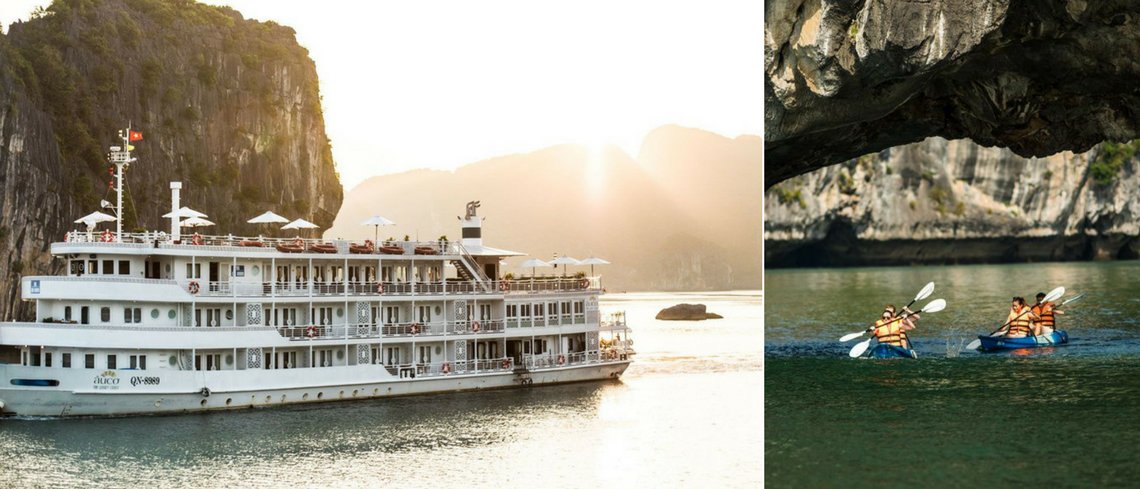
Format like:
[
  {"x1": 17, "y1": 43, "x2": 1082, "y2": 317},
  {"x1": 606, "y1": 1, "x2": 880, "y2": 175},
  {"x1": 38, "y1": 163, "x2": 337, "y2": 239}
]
[
  {"x1": 976, "y1": 330, "x2": 1069, "y2": 351},
  {"x1": 868, "y1": 344, "x2": 918, "y2": 359}
]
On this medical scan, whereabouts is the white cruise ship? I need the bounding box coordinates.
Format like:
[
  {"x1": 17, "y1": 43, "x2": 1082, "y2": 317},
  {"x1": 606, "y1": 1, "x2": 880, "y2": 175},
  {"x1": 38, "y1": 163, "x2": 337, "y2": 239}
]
[{"x1": 0, "y1": 128, "x2": 633, "y2": 417}]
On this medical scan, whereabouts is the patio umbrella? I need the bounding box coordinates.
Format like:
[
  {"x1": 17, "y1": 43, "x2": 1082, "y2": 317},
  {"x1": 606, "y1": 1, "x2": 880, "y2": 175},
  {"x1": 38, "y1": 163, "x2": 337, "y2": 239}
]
[
  {"x1": 74, "y1": 211, "x2": 117, "y2": 228},
  {"x1": 282, "y1": 218, "x2": 319, "y2": 238},
  {"x1": 247, "y1": 211, "x2": 289, "y2": 224},
  {"x1": 518, "y1": 258, "x2": 552, "y2": 278},
  {"x1": 549, "y1": 255, "x2": 581, "y2": 277},
  {"x1": 360, "y1": 215, "x2": 396, "y2": 243},
  {"x1": 162, "y1": 206, "x2": 207, "y2": 219},
  {"x1": 579, "y1": 257, "x2": 611, "y2": 277},
  {"x1": 180, "y1": 216, "x2": 216, "y2": 228}
]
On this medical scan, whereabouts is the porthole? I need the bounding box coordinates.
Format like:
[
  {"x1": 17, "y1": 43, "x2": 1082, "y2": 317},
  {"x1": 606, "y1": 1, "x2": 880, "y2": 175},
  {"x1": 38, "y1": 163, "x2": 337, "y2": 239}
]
[
  {"x1": 200, "y1": 399, "x2": 207, "y2": 407},
  {"x1": 435, "y1": 346, "x2": 442, "y2": 355},
  {"x1": 336, "y1": 308, "x2": 344, "y2": 318},
  {"x1": 281, "y1": 394, "x2": 286, "y2": 402},
  {"x1": 225, "y1": 354, "x2": 233, "y2": 365},
  {"x1": 168, "y1": 355, "x2": 177, "y2": 365},
  {"x1": 352, "y1": 389, "x2": 358, "y2": 397},
  {"x1": 154, "y1": 399, "x2": 162, "y2": 408},
  {"x1": 225, "y1": 398, "x2": 232, "y2": 406},
  {"x1": 225, "y1": 309, "x2": 233, "y2": 320},
  {"x1": 252, "y1": 265, "x2": 260, "y2": 276},
  {"x1": 303, "y1": 393, "x2": 309, "y2": 400},
  {"x1": 336, "y1": 350, "x2": 344, "y2": 360},
  {"x1": 168, "y1": 309, "x2": 176, "y2": 319},
  {"x1": 316, "y1": 392, "x2": 323, "y2": 399},
  {"x1": 339, "y1": 390, "x2": 344, "y2": 398},
  {"x1": 373, "y1": 388, "x2": 379, "y2": 395},
  {"x1": 265, "y1": 395, "x2": 272, "y2": 403},
  {"x1": 150, "y1": 309, "x2": 160, "y2": 319},
  {"x1": 434, "y1": 306, "x2": 442, "y2": 315}
]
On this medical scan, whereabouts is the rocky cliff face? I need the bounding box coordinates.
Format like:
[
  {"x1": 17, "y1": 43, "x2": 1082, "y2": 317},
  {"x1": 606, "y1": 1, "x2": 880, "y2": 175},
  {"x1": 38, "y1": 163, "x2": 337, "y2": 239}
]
[
  {"x1": 764, "y1": 137, "x2": 1140, "y2": 267},
  {"x1": 766, "y1": 0, "x2": 1140, "y2": 185},
  {"x1": 0, "y1": 0, "x2": 342, "y2": 320}
]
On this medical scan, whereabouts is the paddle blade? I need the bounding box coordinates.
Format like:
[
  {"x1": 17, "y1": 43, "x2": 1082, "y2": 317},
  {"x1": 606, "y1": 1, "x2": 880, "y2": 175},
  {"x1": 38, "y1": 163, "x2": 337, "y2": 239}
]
[
  {"x1": 1061, "y1": 293, "x2": 1086, "y2": 306},
  {"x1": 966, "y1": 339, "x2": 981, "y2": 350},
  {"x1": 849, "y1": 338, "x2": 873, "y2": 358},
  {"x1": 1044, "y1": 286, "x2": 1065, "y2": 303},
  {"x1": 839, "y1": 332, "x2": 864, "y2": 342},
  {"x1": 914, "y1": 282, "x2": 936, "y2": 302},
  {"x1": 920, "y1": 298, "x2": 947, "y2": 313}
]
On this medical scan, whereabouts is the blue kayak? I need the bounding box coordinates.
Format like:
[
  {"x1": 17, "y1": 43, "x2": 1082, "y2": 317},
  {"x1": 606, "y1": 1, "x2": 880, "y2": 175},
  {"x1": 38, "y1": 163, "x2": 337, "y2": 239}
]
[
  {"x1": 976, "y1": 330, "x2": 1069, "y2": 351},
  {"x1": 868, "y1": 344, "x2": 918, "y2": 359}
]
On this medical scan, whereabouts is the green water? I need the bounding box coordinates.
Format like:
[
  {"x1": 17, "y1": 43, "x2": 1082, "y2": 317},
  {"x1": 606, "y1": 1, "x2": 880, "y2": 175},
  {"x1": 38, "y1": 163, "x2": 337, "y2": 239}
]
[{"x1": 766, "y1": 262, "x2": 1140, "y2": 488}]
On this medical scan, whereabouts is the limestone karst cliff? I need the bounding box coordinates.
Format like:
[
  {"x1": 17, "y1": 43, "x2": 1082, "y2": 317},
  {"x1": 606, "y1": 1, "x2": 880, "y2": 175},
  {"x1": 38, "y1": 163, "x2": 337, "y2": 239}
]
[
  {"x1": 0, "y1": 0, "x2": 343, "y2": 320},
  {"x1": 765, "y1": 137, "x2": 1140, "y2": 267},
  {"x1": 766, "y1": 0, "x2": 1140, "y2": 185}
]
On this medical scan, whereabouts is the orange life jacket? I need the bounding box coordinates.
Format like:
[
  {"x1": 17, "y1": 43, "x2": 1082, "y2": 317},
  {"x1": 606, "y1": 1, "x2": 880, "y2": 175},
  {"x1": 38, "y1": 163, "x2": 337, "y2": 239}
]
[
  {"x1": 1008, "y1": 306, "x2": 1033, "y2": 336},
  {"x1": 872, "y1": 318, "x2": 909, "y2": 348},
  {"x1": 1032, "y1": 302, "x2": 1055, "y2": 328}
]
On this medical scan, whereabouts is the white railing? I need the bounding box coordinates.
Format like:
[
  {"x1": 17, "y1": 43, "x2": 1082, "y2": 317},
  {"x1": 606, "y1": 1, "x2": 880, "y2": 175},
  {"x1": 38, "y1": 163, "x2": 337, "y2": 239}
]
[
  {"x1": 522, "y1": 349, "x2": 630, "y2": 370},
  {"x1": 180, "y1": 280, "x2": 501, "y2": 297},
  {"x1": 390, "y1": 357, "x2": 515, "y2": 378},
  {"x1": 495, "y1": 278, "x2": 593, "y2": 294},
  {"x1": 60, "y1": 230, "x2": 463, "y2": 257},
  {"x1": 505, "y1": 315, "x2": 588, "y2": 328},
  {"x1": 274, "y1": 320, "x2": 507, "y2": 341}
]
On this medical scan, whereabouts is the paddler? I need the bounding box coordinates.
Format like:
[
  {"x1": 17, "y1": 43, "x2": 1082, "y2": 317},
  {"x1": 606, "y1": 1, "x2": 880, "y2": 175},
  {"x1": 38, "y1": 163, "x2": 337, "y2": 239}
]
[
  {"x1": 996, "y1": 296, "x2": 1038, "y2": 338},
  {"x1": 867, "y1": 304, "x2": 919, "y2": 349},
  {"x1": 1031, "y1": 292, "x2": 1063, "y2": 336}
]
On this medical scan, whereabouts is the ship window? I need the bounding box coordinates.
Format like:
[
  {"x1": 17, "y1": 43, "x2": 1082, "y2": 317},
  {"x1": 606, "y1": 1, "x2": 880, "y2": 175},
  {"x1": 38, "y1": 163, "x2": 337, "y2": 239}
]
[
  {"x1": 89, "y1": 260, "x2": 98, "y2": 274},
  {"x1": 186, "y1": 263, "x2": 202, "y2": 279},
  {"x1": 506, "y1": 304, "x2": 517, "y2": 318},
  {"x1": 103, "y1": 260, "x2": 114, "y2": 275},
  {"x1": 118, "y1": 260, "x2": 130, "y2": 275},
  {"x1": 100, "y1": 307, "x2": 111, "y2": 322},
  {"x1": 124, "y1": 309, "x2": 133, "y2": 323},
  {"x1": 62, "y1": 353, "x2": 72, "y2": 368},
  {"x1": 574, "y1": 301, "x2": 584, "y2": 315},
  {"x1": 107, "y1": 354, "x2": 117, "y2": 369},
  {"x1": 44, "y1": 352, "x2": 52, "y2": 367},
  {"x1": 480, "y1": 304, "x2": 491, "y2": 321},
  {"x1": 70, "y1": 260, "x2": 85, "y2": 275},
  {"x1": 64, "y1": 306, "x2": 72, "y2": 321},
  {"x1": 30, "y1": 351, "x2": 41, "y2": 367},
  {"x1": 130, "y1": 355, "x2": 146, "y2": 370},
  {"x1": 85, "y1": 354, "x2": 95, "y2": 369},
  {"x1": 134, "y1": 308, "x2": 142, "y2": 323}
]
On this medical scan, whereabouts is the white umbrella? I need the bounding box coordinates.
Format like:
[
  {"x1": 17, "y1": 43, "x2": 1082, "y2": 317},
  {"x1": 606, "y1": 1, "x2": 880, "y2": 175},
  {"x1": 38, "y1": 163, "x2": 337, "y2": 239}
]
[
  {"x1": 282, "y1": 218, "x2": 319, "y2": 230},
  {"x1": 360, "y1": 215, "x2": 396, "y2": 243},
  {"x1": 580, "y1": 256, "x2": 610, "y2": 276},
  {"x1": 519, "y1": 258, "x2": 552, "y2": 278},
  {"x1": 247, "y1": 211, "x2": 289, "y2": 224},
  {"x1": 180, "y1": 216, "x2": 215, "y2": 228},
  {"x1": 550, "y1": 255, "x2": 581, "y2": 277},
  {"x1": 74, "y1": 211, "x2": 117, "y2": 226},
  {"x1": 163, "y1": 206, "x2": 207, "y2": 219}
]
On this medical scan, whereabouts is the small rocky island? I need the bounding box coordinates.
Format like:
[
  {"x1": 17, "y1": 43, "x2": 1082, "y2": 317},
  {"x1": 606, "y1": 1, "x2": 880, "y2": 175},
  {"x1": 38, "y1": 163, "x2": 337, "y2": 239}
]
[{"x1": 655, "y1": 303, "x2": 723, "y2": 321}]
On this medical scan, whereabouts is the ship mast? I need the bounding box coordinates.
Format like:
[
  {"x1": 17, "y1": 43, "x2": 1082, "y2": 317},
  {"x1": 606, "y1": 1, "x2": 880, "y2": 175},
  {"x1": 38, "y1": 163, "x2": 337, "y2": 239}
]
[{"x1": 109, "y1": 126, "x2": 136, "y2": 243}]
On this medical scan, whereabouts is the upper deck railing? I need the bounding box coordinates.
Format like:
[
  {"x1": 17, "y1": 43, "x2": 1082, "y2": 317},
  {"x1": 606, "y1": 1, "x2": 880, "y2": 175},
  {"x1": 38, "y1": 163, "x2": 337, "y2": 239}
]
[{"x1": 60, "y1": 230, "x2": 459, "y2": 257}]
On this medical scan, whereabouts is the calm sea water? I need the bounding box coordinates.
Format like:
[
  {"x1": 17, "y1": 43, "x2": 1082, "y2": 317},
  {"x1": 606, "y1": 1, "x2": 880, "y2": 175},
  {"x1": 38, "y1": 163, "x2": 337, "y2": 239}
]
[
  {"x1": 0, "y1": 292, "x2": 762, "y2": 488},
  {"x1": 766, "y1": 262, "x2": 1140, "y2": 488}
]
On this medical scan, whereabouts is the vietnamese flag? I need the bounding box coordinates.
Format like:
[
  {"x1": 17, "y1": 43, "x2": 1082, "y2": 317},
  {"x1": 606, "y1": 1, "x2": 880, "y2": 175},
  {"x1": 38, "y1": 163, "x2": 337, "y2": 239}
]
[{"x1": 129, "y1": 130, "x2": 143, "y2": 142}]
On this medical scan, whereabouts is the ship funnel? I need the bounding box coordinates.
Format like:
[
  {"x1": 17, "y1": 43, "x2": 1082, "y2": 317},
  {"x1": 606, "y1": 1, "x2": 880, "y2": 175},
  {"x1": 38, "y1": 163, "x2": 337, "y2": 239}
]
[
  {"x1": 170, "y1": 182, "x2": 182, "y2": 241},
  {"x1": 460, "y1": 200, "x2": 482, "y2": 247}
]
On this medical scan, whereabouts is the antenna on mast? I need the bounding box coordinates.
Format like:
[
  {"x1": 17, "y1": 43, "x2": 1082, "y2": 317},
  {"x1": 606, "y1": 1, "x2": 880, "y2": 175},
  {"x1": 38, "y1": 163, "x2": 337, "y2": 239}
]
[{"x1": 109, "y1": 125, "x2": 138, "y2": 242}]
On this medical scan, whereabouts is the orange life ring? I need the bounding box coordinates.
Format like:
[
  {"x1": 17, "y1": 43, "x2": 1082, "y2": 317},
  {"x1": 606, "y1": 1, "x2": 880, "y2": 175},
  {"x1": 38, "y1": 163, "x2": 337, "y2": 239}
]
[
  {"x1": 501, "y1": 358, "x2": 510, "y2": 369},
  {"x1": 471, "y1": 320, "x2": 481, "y2": 332},
  {"x1": 409, "y1": 323, "x2": 420, "y2": 335},
  {"x1": 100, "y1": 230, "x2": 114, "y2": 242},
  {"x1": 188, "y1": 281, "x2": 200, "y2": 294},
  {"x1": 305, "y1": 325, "x2": 318, "y2": 338},
  {"x1": 376, "y1": 283, "x2": 385, "y2": 294},
  {"x1": 441, "y1": 362, "x2": 451, "y2": 374},
  {"x1": 558, "y1": 354, "x2": 566, "y2": 365},
  {"x1": 499, "y1": 281, "x2": 510, "y2": 292},
  {"x1": 192, "y1": 233, "x2": 203, "y2": 246},
  {"x1": 580, "y1": 278, "x2": 589, "y2": 288}
]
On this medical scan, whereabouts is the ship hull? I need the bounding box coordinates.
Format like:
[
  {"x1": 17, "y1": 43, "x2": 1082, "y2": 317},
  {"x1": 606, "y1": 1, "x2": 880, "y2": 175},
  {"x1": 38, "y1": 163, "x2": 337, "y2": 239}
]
[{"x1": 0, "y1": 361, "x2": 630, "y2": 417}]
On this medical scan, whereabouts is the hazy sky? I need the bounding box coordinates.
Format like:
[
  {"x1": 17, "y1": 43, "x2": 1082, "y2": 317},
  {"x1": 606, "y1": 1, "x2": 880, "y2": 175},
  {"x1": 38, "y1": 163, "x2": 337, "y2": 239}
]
[{"x1": 4, "y1": 0, "x2": 762, "y2": 190}]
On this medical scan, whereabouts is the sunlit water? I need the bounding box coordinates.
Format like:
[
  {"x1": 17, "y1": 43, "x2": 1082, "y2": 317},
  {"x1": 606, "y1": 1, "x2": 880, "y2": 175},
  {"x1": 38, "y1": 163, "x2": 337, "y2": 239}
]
[
  {"x1": 767, "y1": 263, "x2": 1140, "y2": 488},
  {"x1": 0, "y1": 292, "x2": 762, "y2": 488}
]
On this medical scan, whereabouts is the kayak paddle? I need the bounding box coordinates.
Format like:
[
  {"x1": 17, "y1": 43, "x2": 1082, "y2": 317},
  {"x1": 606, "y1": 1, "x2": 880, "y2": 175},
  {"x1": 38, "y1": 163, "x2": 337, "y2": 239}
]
[
  {"x1": 849, "y1": 298, "x2": 946, "y2": 358},
  {"x1": 965, "y1": 286, "x2": 1064, "y2": 350},
  {"x1": 839, "y1": 282, "x2": 935, "y2": 342}
]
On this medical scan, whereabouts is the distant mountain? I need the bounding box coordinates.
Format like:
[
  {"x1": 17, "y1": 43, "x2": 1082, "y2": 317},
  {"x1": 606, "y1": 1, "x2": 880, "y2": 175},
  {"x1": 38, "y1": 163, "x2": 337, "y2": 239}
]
[{"x1": 328, "y1": 125, "x2": 761, "y2": 292}]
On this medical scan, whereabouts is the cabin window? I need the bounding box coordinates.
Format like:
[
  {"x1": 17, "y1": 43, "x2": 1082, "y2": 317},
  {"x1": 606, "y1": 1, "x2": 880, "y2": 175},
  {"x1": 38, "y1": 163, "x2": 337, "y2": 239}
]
[
  {"x1": 480, "y1": 304, "x2": 492, "y2": 321},
  {"x1": 44, "y1": 352, "x2": 52, "y2": 367},
  {"x1": 103, "y1": 260, "x2": 114, "y2": 275},
  {"x1": 100, "y1": 307, "x2": 111, "y2": 322},
  {"x1": 418, "y1": 346, "x2": 432, "y2": 364},
  {"x1": 81, "y1": 306, "x2": 90, "y2": 324},
  {"x1": 64, "y1": 306, "x2": 73, "y2": 322},
  {"x1": 107, "y1": 354, "x2": 117, "y2": 369},
  {"x1": 85, "y1": 354, "x2": 95, "y2": 369},
  {"x1": 88, "y1": 260, "x2": 99, "y2": 274},
  {"x1": 70, "y1": 260, "x2": 85, "y2": 275},
  {"x1": 506, "y1": 304, "x2": 517, "y2": 318},
  {"x1": 134, "y1": 308, "x2": 142, "y2": 323},
  {"x1": 185, "y1": 263, "x2": 202, "y2": 279},
  {"x1": 384, "y1": 306, "x2": 400, "y2": 324},
  {"x1": 520, "y1": 304, "x2": 531, "y2": 319},
  {"x1": 30, "y1": 351, "x2": 41, "y2": 367},
  {"x1": 385, "y1": 347, "x2": 400, "y2": 365},
  {"x1": 130, "y1": 355, "x2": 146, "y2": 370},
  {"x1": 118, "y1": 260, "x2": 130, "y2": 275},
  {"x1": 574, "y1": 301, "x2": 584, "y2": 315},
  {"x1": 62, "y1": 353, "x2": 72, "y2": 368},
  {"x1": 124, "y1": 309, "x2": 133, "y2": 323}
]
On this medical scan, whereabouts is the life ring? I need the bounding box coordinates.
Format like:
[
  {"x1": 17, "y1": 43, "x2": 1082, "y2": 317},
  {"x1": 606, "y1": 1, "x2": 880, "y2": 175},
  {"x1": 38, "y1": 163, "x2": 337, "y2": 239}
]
[
  {"x1": 471, "y1": 320, "x2": 481, "y2": 332},
  {"x1": 100, "y1": 230, "x2": 114, "y2": 242},
  {"x1": 305, "y1": 325, "x2": 318, "y2": 338},
  {"x1": 376, "y1": 283, "x2": 385, "y2": 294},
  {"x1": 441, "y1": 362, "x2": 451, "y2": 374},
  {"x1": 200, "y1": 387, "x2": 211, "y2": 397},
  {"x1": 188, "y1": 281, "x2": 200, "y2": 294},
  {"x1": 580, "y1": 278, "x2": 589, "y2": 288},
  {"x1": 501, "y1": 359, "x2": 510, "y2": 369},
  {"x1": 499, "y1": 282, "x2": 510, "y2": 292},
  {"x1": 409, "y1": 323, "x2": 420, "y2": 335},
  {"x1": 558, "y1": 354, "x2": 566, "y2": 365},
  {"x1": 294, "y1": 238, "x2": 304, "y2": 247},
  {"x1": 191, "y1": 233, "x2": 203, "y2": 245}
]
